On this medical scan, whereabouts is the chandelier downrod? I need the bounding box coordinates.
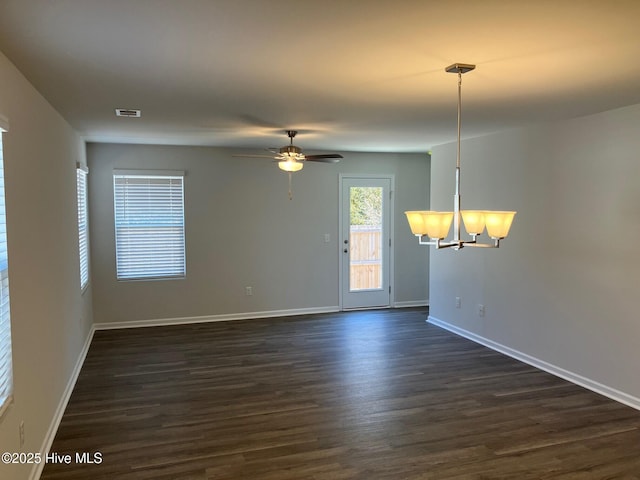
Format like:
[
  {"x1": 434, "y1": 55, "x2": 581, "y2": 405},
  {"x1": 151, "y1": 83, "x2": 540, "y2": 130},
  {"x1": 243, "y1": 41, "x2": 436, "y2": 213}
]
[{"x1": 454, "y1": 69, "x2": 462, "y2": 243}]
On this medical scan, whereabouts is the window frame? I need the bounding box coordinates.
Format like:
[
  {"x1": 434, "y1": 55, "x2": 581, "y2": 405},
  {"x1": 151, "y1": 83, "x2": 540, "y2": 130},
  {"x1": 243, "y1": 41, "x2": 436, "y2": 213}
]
[
  {"x1": 0, "y1": 118, "x2": 14, "y2": 419},
  {"x1": 113, "y1": 170, "x2": 186, "y2": 281},
  {"x1": 76, "y1": 164, "x2": 89, "y2": 292}
]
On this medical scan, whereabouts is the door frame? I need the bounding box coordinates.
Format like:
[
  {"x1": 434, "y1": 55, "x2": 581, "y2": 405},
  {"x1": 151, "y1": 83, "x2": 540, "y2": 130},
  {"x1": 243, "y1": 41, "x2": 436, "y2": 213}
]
[{"x1": 338, "y1": 173, "x2": 395, "y2": 310}]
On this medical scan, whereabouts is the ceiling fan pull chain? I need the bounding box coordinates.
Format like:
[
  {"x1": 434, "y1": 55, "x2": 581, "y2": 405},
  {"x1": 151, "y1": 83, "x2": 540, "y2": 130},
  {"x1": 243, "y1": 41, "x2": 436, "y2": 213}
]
[{"x1": 288, "y1": 172, "x2": 293, "y2": 200}]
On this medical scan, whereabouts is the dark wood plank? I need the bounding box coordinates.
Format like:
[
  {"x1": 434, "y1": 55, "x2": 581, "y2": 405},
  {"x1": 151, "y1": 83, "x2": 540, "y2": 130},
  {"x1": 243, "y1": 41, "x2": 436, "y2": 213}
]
[{"x1": 41, "y1": 309, "x2": 640, "y2": 479}]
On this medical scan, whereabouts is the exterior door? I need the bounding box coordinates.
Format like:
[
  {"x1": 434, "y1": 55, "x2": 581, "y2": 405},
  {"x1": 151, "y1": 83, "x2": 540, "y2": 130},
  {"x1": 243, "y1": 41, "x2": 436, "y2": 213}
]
[{"x1": 340, "y1": 175, "x2": 392, "y2": 309}]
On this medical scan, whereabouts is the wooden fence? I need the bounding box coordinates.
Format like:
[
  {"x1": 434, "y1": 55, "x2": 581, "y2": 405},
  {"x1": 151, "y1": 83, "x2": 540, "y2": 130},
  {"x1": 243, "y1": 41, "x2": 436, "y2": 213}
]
[{"x1": 349, "y1": 226, "x2": 382, "y2": 290}]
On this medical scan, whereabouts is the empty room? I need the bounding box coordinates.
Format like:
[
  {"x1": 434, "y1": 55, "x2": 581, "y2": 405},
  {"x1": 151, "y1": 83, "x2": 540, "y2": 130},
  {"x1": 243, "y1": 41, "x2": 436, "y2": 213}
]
[{"x1": 1, "y1": 1, "x2": 640, "y2": 479}]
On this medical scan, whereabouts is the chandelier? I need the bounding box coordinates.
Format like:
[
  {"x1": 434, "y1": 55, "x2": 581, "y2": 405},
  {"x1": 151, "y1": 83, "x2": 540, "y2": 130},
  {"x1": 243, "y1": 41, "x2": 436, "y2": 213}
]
[{"x1": 405, "y1": 63, "x2": 516, "y2": 249}]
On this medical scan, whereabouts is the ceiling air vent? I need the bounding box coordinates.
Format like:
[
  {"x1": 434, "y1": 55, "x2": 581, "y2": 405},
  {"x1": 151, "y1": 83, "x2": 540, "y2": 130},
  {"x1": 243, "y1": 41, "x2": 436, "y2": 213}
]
[{"x1": 115, "y1": 108, "x2": 141, "y2": 118}]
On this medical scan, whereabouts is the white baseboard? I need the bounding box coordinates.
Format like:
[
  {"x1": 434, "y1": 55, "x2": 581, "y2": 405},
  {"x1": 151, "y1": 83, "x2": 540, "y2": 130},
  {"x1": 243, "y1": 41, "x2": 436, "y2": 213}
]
[
  {"x1": 393, "y1": 300, "x2": 429, "y2": 308},
  {"x1": 29, "y1": 326, "x2": 96, "y2": 480},
  {"x1": 427, "y1": 316, "x2": 640, "y2": 412},
  {"x1": 94, "y1": 306, "x2": 341, "y2": 330}
]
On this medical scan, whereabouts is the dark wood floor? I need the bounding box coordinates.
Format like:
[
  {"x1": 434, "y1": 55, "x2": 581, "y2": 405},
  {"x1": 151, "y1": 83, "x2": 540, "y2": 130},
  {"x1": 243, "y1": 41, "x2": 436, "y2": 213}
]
[{"x1": 41, "y1": 308, "x2": 640, "y2": 479}]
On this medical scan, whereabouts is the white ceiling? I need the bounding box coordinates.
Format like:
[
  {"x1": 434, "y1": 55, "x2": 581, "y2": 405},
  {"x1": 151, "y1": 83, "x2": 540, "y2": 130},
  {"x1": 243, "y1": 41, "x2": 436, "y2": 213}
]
[{"x1": 0, "y1": 0, "x2": 639, "y2": 153}]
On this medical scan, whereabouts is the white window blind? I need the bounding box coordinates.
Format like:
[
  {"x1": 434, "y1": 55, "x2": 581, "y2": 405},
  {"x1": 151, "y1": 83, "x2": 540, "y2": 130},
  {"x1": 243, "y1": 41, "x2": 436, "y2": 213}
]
[
  {"x1": 0, "y1": 127, "x2": 13, "y2": 418},
  {"x1": 113, "y1": 172, "x2": 185, "y2": 280},
  {"x1": 77, "y1": 167, "x2": 89, "y2": 290}
]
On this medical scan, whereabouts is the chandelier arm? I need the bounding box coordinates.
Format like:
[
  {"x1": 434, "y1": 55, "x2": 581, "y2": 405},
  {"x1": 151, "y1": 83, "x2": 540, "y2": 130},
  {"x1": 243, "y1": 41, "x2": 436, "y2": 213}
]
[
  {"x1": 462, "y1": 238, "x2": 501, "y2": 248},
  {"x1": 417, "y1": 237, "x2": 455, "y2": 248},
  {"x1": 416, "y1": 237, "x2": 500, "y2": 249},
  {"x1": 420, "y1": 237, "x2": 460, "y2": 249},
  {"x1": 418, "y1": 236, "x2": 435, "y2": 245},
  {"x1": 436, "y1": 241, "x2": 459, "y2": 249}
]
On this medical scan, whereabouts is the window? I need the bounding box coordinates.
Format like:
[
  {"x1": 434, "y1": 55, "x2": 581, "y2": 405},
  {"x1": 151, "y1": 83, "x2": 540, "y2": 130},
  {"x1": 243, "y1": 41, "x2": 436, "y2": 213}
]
[
  {"x1": 113, "y1": 171, "x2": 185, "y2": 280},
  {"x1": 0, "y1": 121, "x2": 13, "y2": 417},
  {"x1": 76, "y1": 165, "x2": 89, "y2": 290}
]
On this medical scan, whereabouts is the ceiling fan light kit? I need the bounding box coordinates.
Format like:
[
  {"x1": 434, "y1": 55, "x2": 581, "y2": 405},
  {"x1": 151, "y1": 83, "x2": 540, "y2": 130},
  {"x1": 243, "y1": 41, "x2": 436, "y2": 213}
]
[
  {"x1": 277, "y1": 131, "x2": 307, "y2": 172},
  {"x1": 278, "y1": 159, "x2": 304, "y2": 172},
  {"x1": 405, "y1": 63, "x2": 516, "y2": 249}
]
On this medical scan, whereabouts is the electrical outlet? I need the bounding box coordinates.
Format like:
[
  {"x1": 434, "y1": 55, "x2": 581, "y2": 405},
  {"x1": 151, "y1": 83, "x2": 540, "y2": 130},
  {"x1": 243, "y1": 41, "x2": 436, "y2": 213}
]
[
  {"x1": 455, "y1": 296, "x2": 461, "y2": 308},
  {"x1": 245, "y1": 286, "x2": 253, "y2": 296},
  {"x1": 19, "y1": 421, "x2": 25, "y2": 447},
  {"x1": 478, "y1": 304, "x2": 485, "y2": 317},
  {"x1": 324, "y1": 233, "x2": 330, "y2": 243}
]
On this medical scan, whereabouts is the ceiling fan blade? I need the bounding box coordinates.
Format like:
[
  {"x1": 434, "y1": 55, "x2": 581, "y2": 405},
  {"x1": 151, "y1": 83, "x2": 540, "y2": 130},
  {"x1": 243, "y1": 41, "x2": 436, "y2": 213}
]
[
  {"x1": 238, "y1": 114, "x2": 283, "y2": 130},
  {"x1": 232, "y1": 154, "x2": 275, "y2": 159},
  {"x1": 305, "y1": 154, "x2": 343, "y2": 163}
]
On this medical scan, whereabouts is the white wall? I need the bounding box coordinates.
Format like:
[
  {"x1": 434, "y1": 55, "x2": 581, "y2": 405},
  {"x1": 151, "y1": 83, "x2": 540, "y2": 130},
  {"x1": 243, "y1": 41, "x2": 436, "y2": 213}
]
[
  {"x1": 429, "y1": 103, "x2": 640, "y2": 405},
  {"x1": 88, "y1": 144, "x2": 430, "y2": 325},
  {"x1": 0, "y1": 51, "x2": 93, "y2": 480}
]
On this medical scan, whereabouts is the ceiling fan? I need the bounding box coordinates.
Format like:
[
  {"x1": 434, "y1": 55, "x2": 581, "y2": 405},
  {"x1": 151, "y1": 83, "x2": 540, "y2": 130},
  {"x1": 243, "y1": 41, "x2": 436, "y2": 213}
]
[
  {"x1": 234, "y1": 130, "x2": 343, "y2": 170},
  {"x1": 234, "y1": 130, "x2": 343, "y2": 199}
]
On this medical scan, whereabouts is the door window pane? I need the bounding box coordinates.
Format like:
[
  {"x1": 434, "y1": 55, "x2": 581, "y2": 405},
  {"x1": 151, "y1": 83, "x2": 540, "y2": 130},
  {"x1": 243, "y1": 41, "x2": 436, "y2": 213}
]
[{"x1": 349, "y1": 186, "x2": 383, "y2": 291}]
